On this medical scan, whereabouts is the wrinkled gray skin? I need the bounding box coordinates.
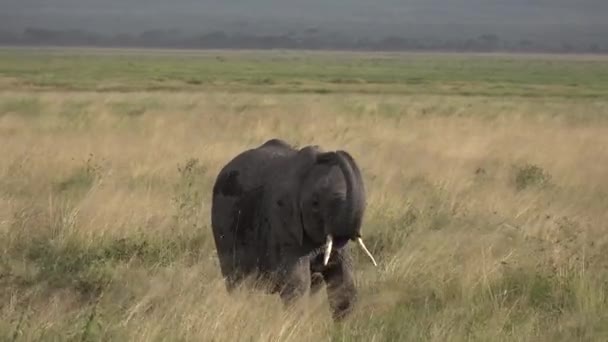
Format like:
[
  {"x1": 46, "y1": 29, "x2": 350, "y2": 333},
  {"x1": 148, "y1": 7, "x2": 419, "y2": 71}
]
[{"x1": 211, "y1": 138, "x2": 367, "y2": 320}]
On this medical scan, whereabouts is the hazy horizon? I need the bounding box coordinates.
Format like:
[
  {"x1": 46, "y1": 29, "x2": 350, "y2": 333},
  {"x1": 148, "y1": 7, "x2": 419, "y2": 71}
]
[{"x1": 2, "y1": 0, "x2": 607, "y2": 51}]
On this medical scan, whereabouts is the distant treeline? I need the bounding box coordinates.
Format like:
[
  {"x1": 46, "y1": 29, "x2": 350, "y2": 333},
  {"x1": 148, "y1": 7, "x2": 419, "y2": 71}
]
[{"x1": 1, "y1": 27, "x2": 607, "y2": 53}]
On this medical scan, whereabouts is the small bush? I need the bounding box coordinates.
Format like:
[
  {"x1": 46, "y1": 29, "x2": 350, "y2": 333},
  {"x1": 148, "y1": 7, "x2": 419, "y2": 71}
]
[
  {"x1": 186, "y1": 78, "x2": 203, "y2": 85},
  {"x1": 513, "y1": 163, "x2": 552, "y2": 191}
]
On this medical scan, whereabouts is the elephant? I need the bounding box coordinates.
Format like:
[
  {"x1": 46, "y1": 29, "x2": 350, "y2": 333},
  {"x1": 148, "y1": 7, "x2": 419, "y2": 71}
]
[{"x1": 210, "y1": 138, "x2": 377, "y2": 320}]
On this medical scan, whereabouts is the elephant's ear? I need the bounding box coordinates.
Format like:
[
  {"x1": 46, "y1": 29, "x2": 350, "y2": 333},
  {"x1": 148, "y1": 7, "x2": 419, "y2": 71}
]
[{"x1": 270, "y1": 145, "x2": 322, "y2": 247}]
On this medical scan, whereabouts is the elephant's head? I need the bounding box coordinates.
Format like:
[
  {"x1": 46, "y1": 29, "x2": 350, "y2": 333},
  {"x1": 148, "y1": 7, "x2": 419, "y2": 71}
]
[{"x1": 291, "y1": 146, "x2": 377, "y2": 267}]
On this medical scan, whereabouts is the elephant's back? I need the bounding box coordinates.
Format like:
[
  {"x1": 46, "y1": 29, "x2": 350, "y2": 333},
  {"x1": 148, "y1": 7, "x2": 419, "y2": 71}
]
[{"x1": 212, "y1": 141, "x2": 295, "y2": 198}]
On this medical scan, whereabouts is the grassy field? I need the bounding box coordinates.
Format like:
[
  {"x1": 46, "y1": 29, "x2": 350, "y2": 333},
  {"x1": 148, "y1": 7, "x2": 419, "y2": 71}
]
[
  {"x1": 2, "y1": 47, "x2": 608, "y2": 98},
  {"x1": 1, "y1": 48, "x2": 608, "y2": 341}
]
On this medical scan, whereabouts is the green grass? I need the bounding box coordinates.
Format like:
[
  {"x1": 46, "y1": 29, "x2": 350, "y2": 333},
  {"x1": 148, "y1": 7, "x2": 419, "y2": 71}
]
[{"x1": 1, "y1": 48, "x2": 608, "y2": 97}]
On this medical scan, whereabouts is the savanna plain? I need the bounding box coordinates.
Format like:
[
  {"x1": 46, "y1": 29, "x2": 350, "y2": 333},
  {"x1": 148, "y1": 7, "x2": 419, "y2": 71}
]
[{"x1": 1, "y1": 48, "x2": 608, "y2": 341}]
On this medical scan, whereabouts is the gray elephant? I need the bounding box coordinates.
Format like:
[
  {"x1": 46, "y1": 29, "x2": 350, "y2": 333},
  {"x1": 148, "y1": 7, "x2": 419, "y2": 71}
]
[{"x1": 210, "y1": 138, "x2": 377, "y2": 320}]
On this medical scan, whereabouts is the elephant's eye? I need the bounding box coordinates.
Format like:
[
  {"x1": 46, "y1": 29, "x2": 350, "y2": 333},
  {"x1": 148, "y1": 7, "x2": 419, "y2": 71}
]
[{"x1": 311, "y1": 194, "x2": 320, "y2": 209}]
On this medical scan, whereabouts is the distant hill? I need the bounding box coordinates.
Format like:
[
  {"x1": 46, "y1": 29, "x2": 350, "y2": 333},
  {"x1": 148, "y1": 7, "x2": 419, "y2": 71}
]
[{"x1": 2, "y1": 0, "x2": 607, "y2": 52}]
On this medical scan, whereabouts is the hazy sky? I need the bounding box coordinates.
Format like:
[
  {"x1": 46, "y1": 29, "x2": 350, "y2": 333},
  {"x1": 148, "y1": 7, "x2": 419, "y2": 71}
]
[{"x1": 2, "y1": 0, "x2": 607, "y2": 42}]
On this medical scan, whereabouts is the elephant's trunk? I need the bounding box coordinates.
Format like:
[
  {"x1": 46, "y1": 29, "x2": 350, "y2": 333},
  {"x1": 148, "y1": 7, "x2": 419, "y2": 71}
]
[
  {"x1": 337, "y1": 151, "x2": 365, "y2": 232},
  {"x1": 321, "y1": 151, "x2": 376, "y2": 266},
  {"x1": 333, "y1": 151, "x2": 362, "y2": 235}
]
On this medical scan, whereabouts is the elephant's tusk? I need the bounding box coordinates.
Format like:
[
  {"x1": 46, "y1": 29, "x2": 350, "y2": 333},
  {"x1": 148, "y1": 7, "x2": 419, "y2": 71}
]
[
  {"x1": 357, "y1": 238, "x2": 378, "y2": 267},
  {"x1": 323, "y1": 235, "x2": 333, "y2": 266}
]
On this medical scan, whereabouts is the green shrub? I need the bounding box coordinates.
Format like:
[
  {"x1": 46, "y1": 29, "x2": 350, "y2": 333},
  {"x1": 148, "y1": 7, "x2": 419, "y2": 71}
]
[{"x1": 514, "y1": 163, "x2": 552, "y2": 190}]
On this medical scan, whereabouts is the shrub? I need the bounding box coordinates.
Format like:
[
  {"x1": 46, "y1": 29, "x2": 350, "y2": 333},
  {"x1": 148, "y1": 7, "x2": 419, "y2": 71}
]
[{"x1": 514, "y1": 163, "x2": 552, "y2": 191}]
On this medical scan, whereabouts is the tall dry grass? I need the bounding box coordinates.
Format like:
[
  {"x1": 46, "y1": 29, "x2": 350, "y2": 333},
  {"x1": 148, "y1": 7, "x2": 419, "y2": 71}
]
[{"x1": 1, "y1": 91, "x2": 608, "y2": 341}]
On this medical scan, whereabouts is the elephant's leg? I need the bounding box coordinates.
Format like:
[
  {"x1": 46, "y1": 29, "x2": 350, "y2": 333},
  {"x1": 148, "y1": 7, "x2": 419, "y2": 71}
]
[
  {"x1": 211, "y1": 195, "x2": 252, "y2": 292},
  {"x1": 278, "y1": 257, "x2": 311, "y2": 309},
  {"x1": 220, "y1": 249, "x2": 254, "y2": 292},
  {"x1": 322, "y1": 252, "x2": 357, "y2": 321}
]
